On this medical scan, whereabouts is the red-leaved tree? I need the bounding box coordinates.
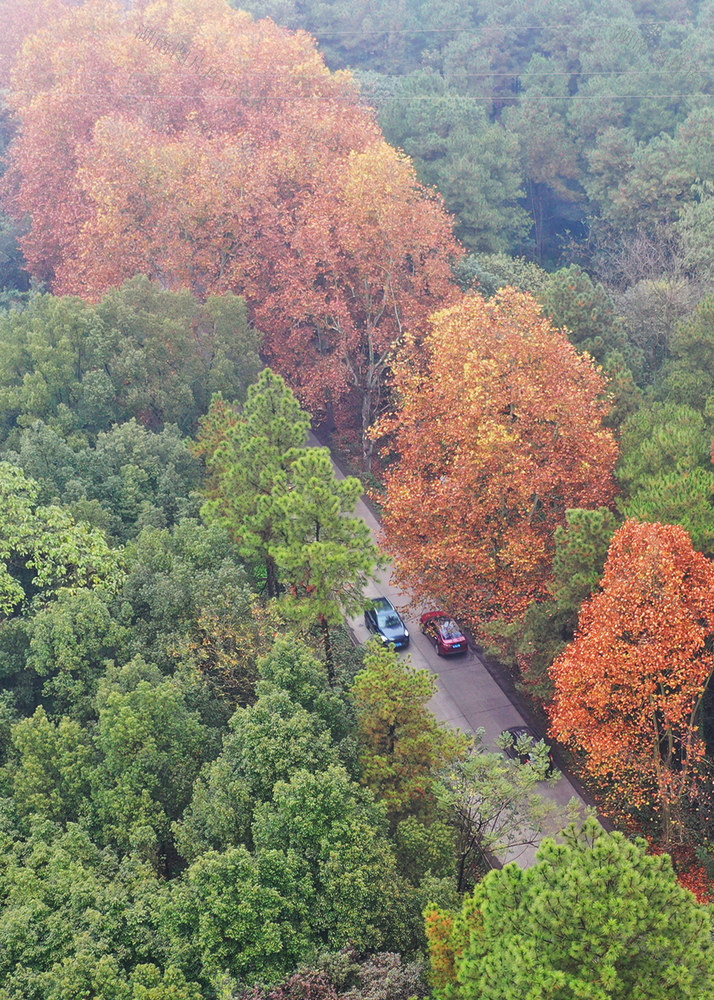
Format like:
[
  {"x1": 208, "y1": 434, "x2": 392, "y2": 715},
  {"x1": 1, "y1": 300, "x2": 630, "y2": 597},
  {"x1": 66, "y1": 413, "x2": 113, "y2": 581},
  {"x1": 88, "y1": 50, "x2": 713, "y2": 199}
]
[
  {"x1": 2, "y1": 0, "x2": 459, "y2": 463},
  {"x1": 549, "y1": 519, "x2": 714, "y2": 844},
  {"x1": 375, "y1": 288, "x2": 618, "y2": 624}
]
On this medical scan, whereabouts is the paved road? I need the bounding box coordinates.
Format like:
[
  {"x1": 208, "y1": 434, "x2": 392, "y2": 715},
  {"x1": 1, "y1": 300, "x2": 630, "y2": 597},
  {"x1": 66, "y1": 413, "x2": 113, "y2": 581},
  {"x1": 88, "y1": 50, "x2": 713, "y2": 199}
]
[{"x1": 314, "y1": 435, "x2": 589, "y2": 866}]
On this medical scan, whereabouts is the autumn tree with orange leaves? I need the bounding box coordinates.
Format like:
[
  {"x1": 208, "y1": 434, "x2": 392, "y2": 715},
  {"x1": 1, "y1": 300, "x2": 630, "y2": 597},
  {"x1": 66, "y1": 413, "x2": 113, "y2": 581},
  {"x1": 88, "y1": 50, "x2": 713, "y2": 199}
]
[
  {"x1": 549, "y1": 519, "x2": 714, "y2": 845},
  {"x1": 375, "y1": 288, "x2": 618, "y2": 626},
  {"x1": 1, "y1": 0, "x2": 459, "y2": 464}
]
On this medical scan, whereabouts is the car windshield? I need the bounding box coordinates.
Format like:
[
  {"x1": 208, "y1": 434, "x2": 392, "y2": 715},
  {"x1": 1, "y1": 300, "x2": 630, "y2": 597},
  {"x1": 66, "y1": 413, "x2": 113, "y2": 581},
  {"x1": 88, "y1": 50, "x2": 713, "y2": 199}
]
[
  {"x1": 378, "y1": 612, "x2": 401, "y2": 628},
  {"x1": 440, "y1": 620, "x2": 462, "y2": 638}
]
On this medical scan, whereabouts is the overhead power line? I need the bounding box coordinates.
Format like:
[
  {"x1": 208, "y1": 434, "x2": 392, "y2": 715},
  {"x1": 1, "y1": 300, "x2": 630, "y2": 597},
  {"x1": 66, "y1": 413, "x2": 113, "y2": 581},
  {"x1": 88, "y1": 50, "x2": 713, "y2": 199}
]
[
  {"x1": 306, "y1": 19, "x2": 694, "y2": 35},
  {"x1": 8, "y1": 90, "x2": 712, "y2": 101}
]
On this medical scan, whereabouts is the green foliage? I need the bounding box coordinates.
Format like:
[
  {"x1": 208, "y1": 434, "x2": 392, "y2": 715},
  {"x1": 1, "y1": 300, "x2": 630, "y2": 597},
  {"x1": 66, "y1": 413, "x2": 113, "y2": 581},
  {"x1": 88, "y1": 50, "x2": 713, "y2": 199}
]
[
  {"x1": 352, "y1": 643, "x2": 468, "y2": 821},
  {"x1": 119, "y1": 519, "x2": 252, "y2": 672},
  {"x1": 198, "y1": 368, "x2": 312, "y2": 597},
  {"x1": 661, "y1": 295, "x2": 714, "y2": 414},
  {"x1": 0, "y1": 462, "x2": 121, "y2": 617},
  {"x1": 200, "y1": 373, "x2": 381, "y2": 679},
  {"x1": 165, "y1": 847, "x2": 313, "y2": 990},
  {"x1": 540, "y1": 265, "x2": 629, "y2": 367},
  {"x1": 2, "y1": 418, "x2": 202, "y2": 543},
  {"x1": 453, "y1": 253, "x2": 550, "y2": 298},
  {"x1": 252, "y1": 765, "x2": 414, "y2": 952},
  {"x1": 174, "y1": 687, "x2": 341, "y2": 860},
  {"x1": 0, "y1": 277, "x2": 261, "y2": 443},
  {"x1": 92, "y1": 660, "x2": 209, "y2": 863},
  {"x1": 6, "y1": 707, "x2": 95, "y2": 832},
  {"x1": 484, "y1": 508, "x2": 618, "y2": 701},
  {"x1": 434, "y1": 819, "x2": 714, "y2": 999},
  {"x1": 26, "y1": 960, "x2": 203, "y2": 1000},
  {"x1": 551, "y1": 507, "x2": 619, "y2": 612},
  {"x1": 270, "y1": 449, "x2": 383, "y2": 677},
  {"x1": 676, "y1": 180, "x2": 714, "y2": 280},
  {"x1": 482, "y1": 601, "x2": 574, "y2": 704},
  {"x1": 379, "y1": 72, "x2": 529, "y2": 252},
  {"x1": 256, "y1": 639, "x2": 357, "y2": 755},
  {"x1": 618, "y1": 402, "x2": 711, "y2": 491},
  {"x1": 435, "y1": 730, "x2": 572, "y2": 892},
  {"x1": 617, "y1": 402, "x2": 714, "y2": 554},
  {"x1": 26, "y1": 588, "x2": 128, "y2": 720},
  {"x1": 394, "y1": 815, "x2": 457, "y2": 885},
  {"x1": 0, "y1": 824, "x2": 166, "y2": 995},
  {"x1": 622, "y1": 468, "x2": 714, "y2": 558}
]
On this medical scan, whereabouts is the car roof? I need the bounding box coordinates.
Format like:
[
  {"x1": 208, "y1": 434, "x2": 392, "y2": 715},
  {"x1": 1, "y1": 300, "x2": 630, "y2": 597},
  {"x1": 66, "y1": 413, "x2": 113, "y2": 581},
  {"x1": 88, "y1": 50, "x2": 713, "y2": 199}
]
[{"x1": 505, "y1": 725, "x2": 535, "y2": 739}]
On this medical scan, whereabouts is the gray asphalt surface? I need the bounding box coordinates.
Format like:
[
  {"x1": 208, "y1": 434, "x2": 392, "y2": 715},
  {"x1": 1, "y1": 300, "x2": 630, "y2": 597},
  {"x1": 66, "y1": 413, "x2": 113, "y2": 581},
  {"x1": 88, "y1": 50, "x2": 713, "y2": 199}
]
[{"x1": 314, "y1": 434, "x2": 590, "y2": 866}]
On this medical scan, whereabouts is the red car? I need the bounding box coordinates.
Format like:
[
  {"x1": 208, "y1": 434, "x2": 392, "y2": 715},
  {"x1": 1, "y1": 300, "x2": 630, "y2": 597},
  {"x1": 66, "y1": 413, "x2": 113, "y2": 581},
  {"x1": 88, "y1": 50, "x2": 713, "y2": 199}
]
[{"x1": 419, "y1": 612, "x2": 468, "y2": 655}]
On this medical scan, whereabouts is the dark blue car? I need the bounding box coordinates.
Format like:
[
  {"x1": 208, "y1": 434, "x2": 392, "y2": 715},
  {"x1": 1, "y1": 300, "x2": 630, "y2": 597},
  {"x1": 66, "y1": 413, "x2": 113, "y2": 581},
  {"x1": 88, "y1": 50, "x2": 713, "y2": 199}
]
[{"x1": 364, "y1": 597, "x2": 410, "y2": 649}]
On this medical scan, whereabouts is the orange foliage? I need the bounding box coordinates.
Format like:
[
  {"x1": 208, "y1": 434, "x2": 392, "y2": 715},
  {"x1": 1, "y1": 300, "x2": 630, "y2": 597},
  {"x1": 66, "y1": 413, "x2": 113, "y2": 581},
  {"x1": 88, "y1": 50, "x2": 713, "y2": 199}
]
[
  {"x1": 424, "y1": 906, "x2": 456, "y2": 990},
  {"x1": 257, "y1": 141, "x2": 460, "y2": 461},
  {"x1": 0, "y1": 0, "x2": 68, "y2": 87},
  {"x1": 549, "y1": 520, "x2": 714, "y2": 843},
  {"x1": 375, "y1": 288, "x2": 618, "y2": 625},
  {"x1": 2, "y1": 0, "x2": 459, "y2": 454}
]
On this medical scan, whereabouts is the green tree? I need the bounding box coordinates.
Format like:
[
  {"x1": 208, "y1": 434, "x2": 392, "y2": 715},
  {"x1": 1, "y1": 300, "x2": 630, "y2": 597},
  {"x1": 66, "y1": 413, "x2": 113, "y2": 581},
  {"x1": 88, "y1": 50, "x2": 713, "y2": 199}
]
[
  {"x1": 2, "y1": 418, "x2": 202, "y2": 543},
  {"x1": 622, "y1": 468, "x2": 714, "y2": 557},
  {"x1": 540, "y1": 265, "x2": 629, "y2": 366},
  {"x1": 676, "y1": 180, "x2": 714, "y2": 281},
  {"x1": 252, "y1": 765, "x2": 413, "y2": 952},
  {"x1": 25, "y1": 588, "x2": 128, "y2": 721},
  {"x1": 0, "y1": 823, "x2": 165, "y2": 993},
  {"x1": 256, "y1": 638, "x2": 357, "y2": 755},
  {"x1": 483, "y1": 507, "x2": 618, "y2": 702},
  {"x1": 0, "y1": 278, "x2": 261, "y2": 443},
  {"x1": 197, "y1": 368, "x2": 312, "y2": 598},
  {"x1": 13, "y1": 956, "x2": 203, "y2": 1000},
  {"x1": 453, "y1": 253, "x2": 550, "y2": 298},
  {"x1": 174, "y1": 686, "x2": 341, "y2": 860},
  {"x1": 5, "y1": 707, "x2": 95, "y2": 832},
  {"x1": 436, "y1": 730, "x2": 572, "y2": 892},
  {"x1": 393, "y1": 814, "x2": 457, "y2": 888},
  {"x1": 379, "y1": 72, "x2": 529, "y2": 252},
  {"x1": 92, "y1": 659, "x2": 209, "y2": 866},
  {"x1": 661, "y1": 295, "x2": 714, "y2": 414},
  {"x1": 550, "y1": 507, "x2": 620, "y2": 612},
  {"x1": 0, "y1": 462, "x2": 122, "y2": 618},
  {"x1": 271, "y1": 449, "x2": 383, "y2": 683},
  {"x1": 617, "y1": 402, "x2": 710, "y2": 493},
  {"x1": 352, "y1": 643, "x2": 468, "y2": 821},
  {"x1": 119, "y1": 519, "x2": 253, "y2": 673},
  {"x1": 428, "y1": 819, "x2": 714, "y2": 1000},
  {"x1": 588, "y1": 108, "x2": 714, "y2": 239},
  {"x1": 94, "y1": 278, "x2": 261, "y2": 435},
  {"x1": 164, "y1": 847, "x2": 313, "y2": 991},
  {"x1": 617, "y1": 402, "x2": 714, "y2": 554},
  {"x1": 501, "y1": 62, "x2": 582, "y2": 263}
]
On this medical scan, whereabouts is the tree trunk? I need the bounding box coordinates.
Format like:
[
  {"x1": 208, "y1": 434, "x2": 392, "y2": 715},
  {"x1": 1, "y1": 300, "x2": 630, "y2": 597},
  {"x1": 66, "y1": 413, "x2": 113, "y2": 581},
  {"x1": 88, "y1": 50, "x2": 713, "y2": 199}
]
[
  {"x1": 266, "y1": 555, "x2": 280, "y2": 599},
  {"x1": 320, "y1": 614, "x2": 336, "y2": 686},
  {"x1": 362, "y1": 383, "x2": 374, "y2": 474},
  {"x1": 529, "y1": 179, "x2": 546, "y2": 264}
]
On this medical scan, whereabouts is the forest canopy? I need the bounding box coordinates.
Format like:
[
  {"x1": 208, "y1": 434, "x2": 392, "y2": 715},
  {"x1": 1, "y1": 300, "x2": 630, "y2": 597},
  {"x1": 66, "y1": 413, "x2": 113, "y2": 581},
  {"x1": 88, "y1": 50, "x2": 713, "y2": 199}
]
[{"x1": 0, "y1": 1, "x2": 713, "y2": 998}]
